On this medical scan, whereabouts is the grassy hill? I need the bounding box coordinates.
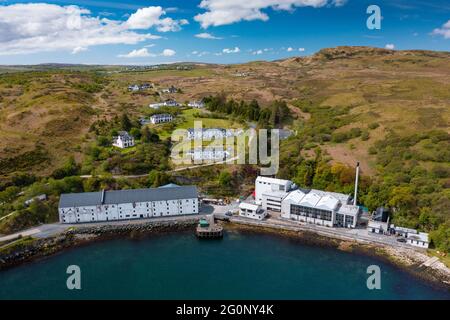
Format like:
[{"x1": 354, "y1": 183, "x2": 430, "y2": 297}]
[{"x1": 0, "y1": 46, "x2": 449, "y2": 250}]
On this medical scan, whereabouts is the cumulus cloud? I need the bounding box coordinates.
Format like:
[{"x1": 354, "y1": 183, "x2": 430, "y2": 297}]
[
  {"x1": 118, "y1": 48, "x2": 153, "y2": 58},
  {"x1": 222, "y1": 47, "x2": 240, "y2": 54},
  {"x1": 298, "y1": 47, "x2": 305, "y2": 52},
  {"x1": 287, "y1": 47, "x2": 294, "y2": 52},
  {"x1": 118, "y1": 48, "x2": 176, "y2": 58},
  {"x1": 71, "y1": 46, "x2": 88, "y2": 54},
  {"x1": 195, "y1": 32, "x2": 222, "y2": 39},
  {"x1": 385, "y1": 43, "x2": 395, "y2": 50},
  {"x1": 432, "y1": 20, "x2": 450, "y2": 39},
  {"x1": 0, "y1": 3, "x2": 183, "y2": 55},
  {"x1": 194, "y1": 0, "x2": 343, "y2": 28},
  {"x1": 162, "y1": 49, "x2": 176, "y2": 56},
  {"x1": 253, "y1": 50, "x2": 263, "y2": 55},
  {"x1": 126, "y1": 6, "x2": 187, "y2": 32}
]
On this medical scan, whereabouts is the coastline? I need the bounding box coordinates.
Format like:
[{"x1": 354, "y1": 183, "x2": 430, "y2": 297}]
[{"x1": 0, "y1": 217, "x2": 449, "y2": 291}]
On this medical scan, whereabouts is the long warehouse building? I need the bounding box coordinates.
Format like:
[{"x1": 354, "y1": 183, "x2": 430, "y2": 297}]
[{"x1": 58, "y1": 185, "x2": 198, "y2": 223}]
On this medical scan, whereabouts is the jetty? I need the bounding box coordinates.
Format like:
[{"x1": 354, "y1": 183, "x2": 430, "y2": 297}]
[{"x1": 196, "y1": 215, "x2": 223, "y2": 238}]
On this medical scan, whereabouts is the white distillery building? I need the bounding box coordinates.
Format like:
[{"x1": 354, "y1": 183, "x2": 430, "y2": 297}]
[
  {"x1": 239, "y1": 202, "x2": 267, "y2": 220},
  {"x1": 390, "y1": 225, "x2": 429, "y2": 248},
  {"x1": 58, "y1": 185, "x2": 198, "y2": 224},
  {"x1": 280, "y1": 188, "x2": 360, "y2": 228},
  {"x1": 150, "y1": 113, "x2": 173, "y2": 124},
  {"x1": 255, "y1": 176, "x2": 295, "y2": 205},
  {"x1": 113, "y1": 131, "x2": 135, "y2": 148}
]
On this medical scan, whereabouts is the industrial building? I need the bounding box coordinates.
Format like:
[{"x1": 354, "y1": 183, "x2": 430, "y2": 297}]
[
  {"x1": 280, "y1": 188, "x2": 359, "y2": 228},
  {"x1": 239, "y1": 202, "x2": 267, "y2": 220},
  {"x1": 58, "y1": 185, "x2": 198, "y2": 224},
  {"x1": 255, "y1": 163, "x2": 361, "y2": 228},
  {"x1": 254, "y1": 176, "x2": 295, "y2": 205}
]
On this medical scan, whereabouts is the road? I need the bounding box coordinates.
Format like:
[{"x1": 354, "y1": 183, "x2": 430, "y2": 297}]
[
  {"x1": 0, "y1": 204, "x2": 424, "y2": 253},
  {"x1": 230, "y1": 215, "x2": 424, "y2": 251}
]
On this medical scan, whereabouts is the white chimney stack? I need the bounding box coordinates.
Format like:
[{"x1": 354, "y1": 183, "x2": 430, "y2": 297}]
[{"x1": 353, "y1": 162, "x2": 360, "y2": 206}]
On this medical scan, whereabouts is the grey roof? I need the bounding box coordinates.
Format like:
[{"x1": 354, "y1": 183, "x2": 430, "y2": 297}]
[
  {"x1": 59, "y1": 185, "x2": 197, "y2": 208},
  {"x1": 159, "y1": 183, "x2": 179, "y2": 188},
  {"x1": 117, "y1": 131, "x2": 133, "y2": 140}
]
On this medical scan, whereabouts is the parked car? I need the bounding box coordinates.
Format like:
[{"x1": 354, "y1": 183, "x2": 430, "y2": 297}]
[{"x1": 396, "y1": 238, "x2": 406, "y2": 243}]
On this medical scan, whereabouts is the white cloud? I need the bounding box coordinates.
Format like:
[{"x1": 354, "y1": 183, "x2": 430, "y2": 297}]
[
  {"x1": 253, "y1": 50, "x2": 263, "y2": 55},
  {"x1": 126, "y1": 6, "x2": 187, "y2": 32},
  {"x1": 222, "y1": 47, "x2": 240, "y2": 54},
  {"x1": 195, "y1": 32, "x2": 222, "y2": 39},
  {"x1": 298, "y1": 47, "x2": 305, "y2": 52},
  {"x1": 162, "y1": 49, "x2": 176, "y2": 56},
  {"x1": 118, "y1": 48, "x2": 176, "y2": 58},
  {"x1": 194, "y1": 0, "x2": 342, "y2": 28},
  {"x1": 385, "y1": 43, "x2": 395, "y2": 50},
  {"x1": 0, "y1": 3, "x2": 165, "y2": 55},
  {"x1": 287, "y1": 47, "x2": 294, "y2": 52},
  {"x1": 71, "y1": 46, "x2": 87, "y2": 54},
  {"x1": 432, "y1": 20, "x2": 450, "y2": 39},
  {"x1": 118, "y1": 48, "x2": 153, "y2": 58},
  {"x1": 332, "y1": 0, "x2": 347, "y2": 7}
]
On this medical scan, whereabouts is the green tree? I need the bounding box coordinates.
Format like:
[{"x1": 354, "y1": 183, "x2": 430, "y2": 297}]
[
  {"x1": 218, "y1": 171, "x2": 232, "y2": 187},
  {"x1": 120, "y1": 113, "x2": 132, "y2": 131}
]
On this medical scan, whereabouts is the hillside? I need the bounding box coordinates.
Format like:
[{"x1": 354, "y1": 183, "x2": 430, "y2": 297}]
[{"x1": 0, "y1": 46, "x2": 449, "y2": 249}]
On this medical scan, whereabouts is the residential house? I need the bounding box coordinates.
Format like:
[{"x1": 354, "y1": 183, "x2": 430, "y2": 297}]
[
  {"x1": 113, "y1": 131, "x2": 135, "y2": 148},
  {"x1": 150, "y1": 113, "x2": 173, "y2": 124}
]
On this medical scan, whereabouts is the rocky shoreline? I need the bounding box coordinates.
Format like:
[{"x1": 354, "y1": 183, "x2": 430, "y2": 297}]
[
  {"x1": 0, "y1": 219, "x2": 198, "y2": 271},
  {"x1": 226, "y1": 222, "x2": 450, "y2": 290},
  {"x1": 0, "y1": 218, "x2": 449, "y2": 291}
]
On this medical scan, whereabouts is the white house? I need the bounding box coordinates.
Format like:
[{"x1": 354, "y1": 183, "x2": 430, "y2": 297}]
[
  {"x1": 113, "y1": 131, "x2": 135, "y2": 148},
  {"x1": 186, "y1": 148, "x2": 231, "y2": 161},
  {"x1": 160, "y1": 86, "x2": 178, "y2": 94},
  {"x1": 239, "y1": 202, "x2": 266, "y2": 220},
  {"x1": 150, "y1": 113, "x2": 173, "y2": 124},
  {"x1": 186, "y1": 128, "x2": 234, "y2": 140},
  {"x1": 58, "y1": 185, "x2": 199, "y2": 224},
  {"x1": 149, "y1": 99, "x2": 180, "y2": 109},
  {"x1": 255, "y1": 176, "x2": 294, "y2": 205},
  {"x1": 188, "y1": 100, "x2": 205, "y2": 108}
]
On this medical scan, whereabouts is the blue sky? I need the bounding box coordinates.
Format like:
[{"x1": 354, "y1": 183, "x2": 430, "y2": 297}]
[{"x1": 0, "y1": 0, "x2": 449, "y2": 65}]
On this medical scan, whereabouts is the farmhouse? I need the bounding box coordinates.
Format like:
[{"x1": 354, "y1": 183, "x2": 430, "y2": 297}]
[
  {"x1": 239, "y1": 202, "x2": 266, "y2": 220},
  {"x1": 112, "y1": 131, "x2": 135, "y2": 148},
  {"x1": 161, "y1": 85, "x2": 178, "y2": 94},
  {"x1": 58, "y1": 185, "x2": 199, "y2": 223},
  {"x1": 150, "y1": 113, "x2": 173, "y2": 124},
  {"x1": 188, "y1": 100, "x2": 205, "y2": 108}
]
